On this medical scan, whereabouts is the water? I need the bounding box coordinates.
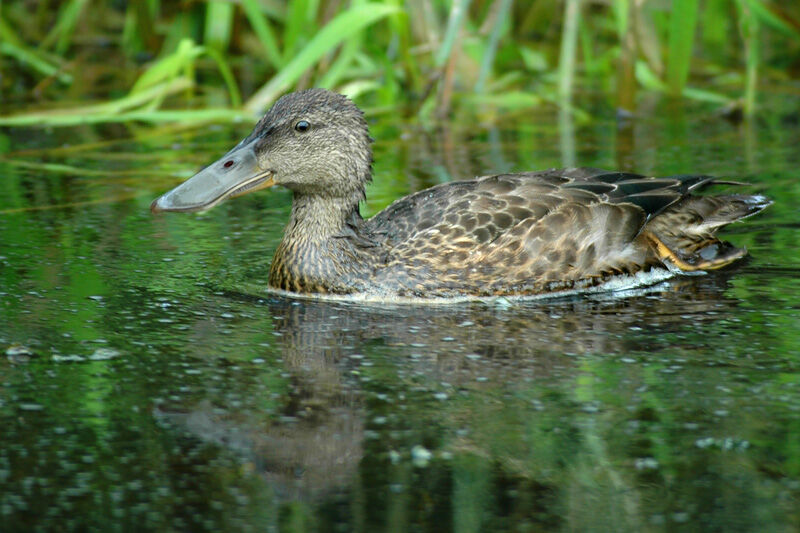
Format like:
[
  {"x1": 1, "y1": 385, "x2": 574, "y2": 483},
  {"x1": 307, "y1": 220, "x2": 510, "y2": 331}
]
[{"x1": 1, "y1": 94, "x2": 799, "y2": 531}]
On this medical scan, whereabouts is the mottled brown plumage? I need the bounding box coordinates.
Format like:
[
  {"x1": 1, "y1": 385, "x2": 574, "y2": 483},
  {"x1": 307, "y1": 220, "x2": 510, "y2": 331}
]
[{"x1": 151, "y1": 89, "x2": 771, "y2": 298}]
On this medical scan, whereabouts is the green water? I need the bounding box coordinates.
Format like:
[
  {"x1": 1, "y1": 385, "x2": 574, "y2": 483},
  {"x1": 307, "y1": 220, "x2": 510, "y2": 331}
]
[{"x1": 1, "y1": 95, "x2": 799, "y2": 532}]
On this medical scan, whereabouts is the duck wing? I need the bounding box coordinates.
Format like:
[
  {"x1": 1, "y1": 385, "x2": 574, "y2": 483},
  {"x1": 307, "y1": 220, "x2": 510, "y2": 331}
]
[
  {"x1": 364, "y1": 168, "x2": 769, "y2": 296},
  {"x1": 367, "y1": 168, "x2": 699, "y2": 243}
]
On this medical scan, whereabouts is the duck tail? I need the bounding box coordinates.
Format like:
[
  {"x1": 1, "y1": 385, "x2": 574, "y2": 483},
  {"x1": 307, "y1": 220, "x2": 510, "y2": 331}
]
[
  {"x1": 643, "y1": 231, "x2": 747, "y2": 271},
  {"x1": 644, "y1": 193, "x2": 771, "y2": 272}
]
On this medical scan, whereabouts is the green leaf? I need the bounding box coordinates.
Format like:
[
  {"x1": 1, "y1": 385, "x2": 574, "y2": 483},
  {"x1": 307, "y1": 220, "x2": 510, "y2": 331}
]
[
  {"x1": 435, "y1": 0, "x2": 473, "y2": 67},
  {"x1": 636, "y1": 61, "x2": 731, "y2": 104},
  {"x1": 130, "y1": 38, "x2": 240, "y2": 108},
  {"x1": 39, "y1": 0, "x2": 90, "y2": 54},
  {"x1": 0, "y1": 78, "x2": 197, "y2": 126},
  {"x1": 520, "y1": 46, "x2": 549, "y2": 73},
  {"x1": 241, "y1": 0, "x2": 284, "y2": 69},
  {"x1": 744, "y1": 0, "x2": 800, "y2": 40},
  {"x1": 0, "y1": 42, "x2": 72, "y2": 84},
  {"x1": 667, "y1": 0, "x2": 700, "y2": 96},
  {"x1": 635, "y1": 60, "x2": 667, "y2": 91},
  {"x1": 131, "y1": 39, "x2": 201, "y2": 95},
  {"x1": 462, "y1": 91, "x2": 542, "y2": 110},
  {"x1": 245, "y1": 4, "x2": 401, "y2": 113},
  {"x1": 283, "y1": 0, "x2": 314, "y2": 60},
  {"x1": 204, "y1": 1, "x2": 235, "y2": 52}
]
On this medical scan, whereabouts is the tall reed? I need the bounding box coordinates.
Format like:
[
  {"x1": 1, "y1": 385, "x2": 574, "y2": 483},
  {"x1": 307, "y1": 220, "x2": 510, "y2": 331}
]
[{"x1": 0, "y1": 0, "x2": 797, "y2": 125}]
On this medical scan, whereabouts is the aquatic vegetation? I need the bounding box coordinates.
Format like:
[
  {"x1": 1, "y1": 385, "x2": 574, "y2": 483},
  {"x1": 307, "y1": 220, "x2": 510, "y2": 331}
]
[
  {"x1": 0, "y1": 1, "x2": 798, "y2": 125},
  {"x1": 1, "y1": 73, "x2": 799, "y2": 531}
]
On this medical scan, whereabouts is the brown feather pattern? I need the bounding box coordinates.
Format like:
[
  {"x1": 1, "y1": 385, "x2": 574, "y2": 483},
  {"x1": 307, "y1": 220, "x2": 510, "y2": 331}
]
[{"x1": 269, "y1": 167, "x2": 771, "y2": 297}]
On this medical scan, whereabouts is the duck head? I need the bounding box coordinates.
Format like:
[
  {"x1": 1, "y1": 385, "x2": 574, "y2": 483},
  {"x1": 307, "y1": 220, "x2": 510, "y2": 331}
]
[{"x1": 151, "y1": 89, "x2": 373, "y2": 213}]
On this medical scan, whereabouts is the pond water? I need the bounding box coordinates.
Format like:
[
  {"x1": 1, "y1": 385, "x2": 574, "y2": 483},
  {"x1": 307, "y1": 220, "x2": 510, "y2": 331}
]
[{"x1": 1, "y1": 93, "x2": 799, "y2": 532}]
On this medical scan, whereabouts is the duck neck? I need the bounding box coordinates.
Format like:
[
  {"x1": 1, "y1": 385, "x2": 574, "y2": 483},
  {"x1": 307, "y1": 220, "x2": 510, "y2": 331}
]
[
  {"x1": 283, "y1": 193, "x2": 361, "y2": 243},
  {"x1": 268, "y1": 193, "x2": 369, "y2": 293}
]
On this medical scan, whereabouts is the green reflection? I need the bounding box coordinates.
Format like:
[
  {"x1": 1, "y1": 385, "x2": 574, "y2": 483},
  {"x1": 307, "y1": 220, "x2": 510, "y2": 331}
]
[{"x1": 1, "y1": 95, "x2": 800, "y2": 531}]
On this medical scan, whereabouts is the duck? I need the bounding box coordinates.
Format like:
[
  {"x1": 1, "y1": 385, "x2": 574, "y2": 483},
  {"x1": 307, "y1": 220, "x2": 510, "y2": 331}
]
[{"x1": 151, "y1": 88, "x2": 771, "y2": 298}]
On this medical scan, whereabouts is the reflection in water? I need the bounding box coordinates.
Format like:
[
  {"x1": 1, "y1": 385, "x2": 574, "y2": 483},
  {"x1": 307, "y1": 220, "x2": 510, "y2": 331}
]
[
  {"x1": 153, "y1": 272, "x2": 770, "y2": 530},
  {"x1": 558, "y1": 106, "x2": 576, "y2": 168},
  {"x1": 155, "y1": 399, "x2": 363, "y2": 503},
  {"x1": 2, "y1": 96, "x2": 800, "y2": 530},
  {"x1": 266, "y1": 273, "x2": 741, "y2": 368}
]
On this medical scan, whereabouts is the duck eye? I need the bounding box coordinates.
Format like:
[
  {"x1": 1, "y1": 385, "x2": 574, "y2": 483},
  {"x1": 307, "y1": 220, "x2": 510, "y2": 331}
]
[
  {"x1": 294, "y1": 120, "x2": 310, "y2": 132},
  {"x1": 223, "y1": 160, "x2": 234, "y2": 168}
]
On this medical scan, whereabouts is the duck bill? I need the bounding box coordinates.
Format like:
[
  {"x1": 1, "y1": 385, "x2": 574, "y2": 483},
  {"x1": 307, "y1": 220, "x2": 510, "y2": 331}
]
[{"x1": 151, "y1": 139, "x2": 275, "y2": 213}]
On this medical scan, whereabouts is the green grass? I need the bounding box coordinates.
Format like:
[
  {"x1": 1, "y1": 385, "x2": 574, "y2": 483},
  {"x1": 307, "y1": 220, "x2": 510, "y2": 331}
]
[
  {"x1": 667, "y1": 0, "x2": 699, "y2": 97},
  {"x1": 1, "y1": 0, "x2": 798, "y2": 126}
]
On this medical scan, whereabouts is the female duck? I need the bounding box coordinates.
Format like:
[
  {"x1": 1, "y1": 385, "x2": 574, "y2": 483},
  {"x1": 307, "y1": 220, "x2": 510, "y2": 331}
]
[{"x1": 151, "y1": 89, "x2": 770, "y2": 298}]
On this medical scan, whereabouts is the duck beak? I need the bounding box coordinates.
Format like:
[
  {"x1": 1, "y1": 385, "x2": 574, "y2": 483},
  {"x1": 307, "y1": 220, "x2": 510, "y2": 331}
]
[{"x1": 151, "y1": 139, "x2": 276, "y2": 213}]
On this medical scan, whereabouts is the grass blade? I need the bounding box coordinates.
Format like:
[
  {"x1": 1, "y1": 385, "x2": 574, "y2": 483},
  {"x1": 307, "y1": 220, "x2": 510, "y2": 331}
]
[
  {"x1": 283, "y1": 0, "x2": 314, "y2": 61},
  {"x1": 743, "y1": 0, "x2": 800, "y2": 39},
  {"x1": 0, "y1": 78, "x2": 195, "y2": 126},
  {"x1": 202, "y1": 47, "x2": 243, "y2": 107},
  {"x1": 245, "y1": 4, "x2": 401, "y2": 113},
  {"x1": 666, "y1": 0, "x2": 699, "y2": 96},
  {"x1": 204, "y1": 1, "x2": 235, "y2": 52},
  {"x1": 557, "y1": 0, "x2": 581, "y2": 103},
  {"x1": 701, "y1": 0, "x2": 731, "y2": 55},
  {"x1": 0, "y1": 10, "x2": 72, "y2": 83},
  {"x1": 129, "y1": 38, "x2": 240, "y2": 107},
  {"x1": 616, "y1": 0, "x2": 636, "y2": 111},
  {"x1": 475, "y1": 0, "x2": 514, "y2": 93},
  {"x1": 240, "y1": 0, "x2": 284, "y2": 69},
  {"x1": 0, "y1": 42, "x2": 72, "y2": 84},
  {"x1": 435, "y1": 0, "x2": 472, "y2": 68},
  {"x1": 636, "y1": 61, "x2": 731, "y2": 105},
  {"x1": 682, "y1": 87, "x2": 733, "y2": 105},
  {"x1": 131, "y1": 39, "x2": 200, "y2": 94},
  {"x1": 316, "y1": 0, "x2": 370, "y2": 90},
  {"x1": 738, "y1": 0, "x2": 761, "y2": 116},
  {"x1": 611, "y1": 0, "x2": 628, "y2": 39},
  {"x1": 0, "y1": 108, "x2": 249, "y2": 127},
  {"x1": 387, "y1": 0, "x2": 422, "y2": 94},
  {"x1": 316, "y1": 32, "x2": 362, "y2": 90},
  {"x1": 39, "y1": 0, "x2": 90, "y2": 54}
]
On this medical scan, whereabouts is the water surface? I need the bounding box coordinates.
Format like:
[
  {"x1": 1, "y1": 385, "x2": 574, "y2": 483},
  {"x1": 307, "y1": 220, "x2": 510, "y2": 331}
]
[{"x1": 1, "y1": 95, "x2": 799, "y2": 531}]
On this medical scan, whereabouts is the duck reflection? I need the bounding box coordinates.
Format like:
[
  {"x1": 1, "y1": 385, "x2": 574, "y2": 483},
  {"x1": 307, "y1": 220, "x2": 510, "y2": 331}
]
[
  {"x1": 158, "y1": 272, "x2": 743, "y2": 508},
  {"x1": 268, "y1": 271, "x2": 741, "y2": 368}
]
